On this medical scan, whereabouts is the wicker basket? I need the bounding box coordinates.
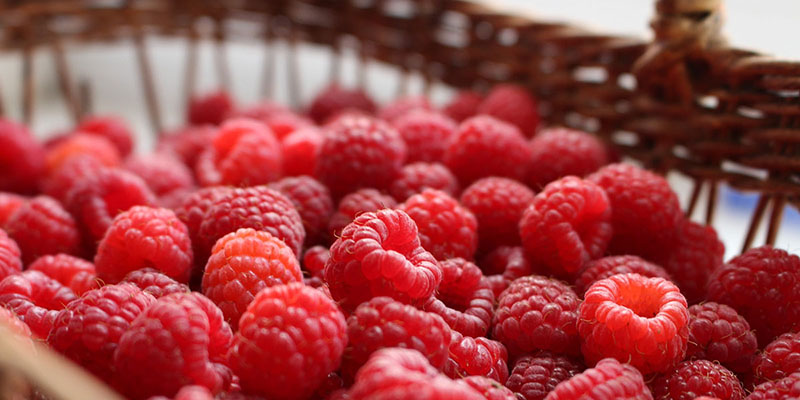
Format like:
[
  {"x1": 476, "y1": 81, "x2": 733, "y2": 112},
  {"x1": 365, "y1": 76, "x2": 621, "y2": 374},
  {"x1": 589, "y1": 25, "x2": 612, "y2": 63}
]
[{"x1": 0, "y1": 0, "x2": 798, "y2": 398}]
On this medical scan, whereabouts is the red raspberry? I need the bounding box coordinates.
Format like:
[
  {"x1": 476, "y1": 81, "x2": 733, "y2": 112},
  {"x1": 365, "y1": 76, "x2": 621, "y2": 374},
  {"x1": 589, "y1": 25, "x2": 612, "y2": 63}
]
[
  {"x1": 400, "y1": 189, "x2": 478, "y2": 261},
  {"x1": 389, "y1": 162, "x2": 459, "y2": 201},
  {"x1": 28, "y1": 254, "x2": 98, "y2": 296},
  {"x1": 588, "y1": 163, "x2": 682, "y2": 261},
  {"x1": 125, "y1": 153, "x2": 195, "y2": 198},
  {"x1": 477, "y1": 84, "x2": 540, "y2": 137},
  {"x1": 262, "y1": 111, "x2": 314, "y2": 140},
  {"x1": 462, "y1": 376, "x2": 516, "y2": 400},
  {"x1": 444, "y1": 116, "x2": 532, "y2": 185},
  {"x1": 526, "y1": 128, "x2": 609, "y2": 189},
  {"x1": 0, "y1": 270, "x2": 77, "y2": 338},
  {"x1": 378, "y1": 96, "x2": 433, "y2": 123},
  {"x1": 492, "y1": 275, "x2": 581, "y2": 357},
  {"x1": 0, "y1": 306, "x2": 33, "y2": 348},
  {"x1": 520, "y1": 177, "x2": 612, "y2": 278},
  {"x1": 0, "y1": 192, "x2": 25, "y2": 226},
  {"x1": 303, "y1": 245, "x2": 329, "y2": 279},
  {"x1": 268, "y1": 176, "x2": 335, "y2": 246},
  {"x1": 423, "y1": 258, "x2": 493, "y2": 337},
  {"x1": 202, "y1": 228, "x2": 303, "y2": 330},
  {"x1": 707, "y1": 246, "x2": 800, "y2": 346},
  {"x1": 748, "y1": 373, "x2": 800, "y2": 400},
  {"x1": 156, "y1": 125, "x2": 215, "y2": 168},
  {"x1": 656, "y1": 220, "x2": 725, "y2": 304},
  {"x1": 480, "y1": 246, "x2": 539, "y2": 299},
  {"x1": 149, "y1": 385, "x2": 215, "y2": 400},
  {"x1": 442, "y1": 90, "x2": 483, "y2": 122},
  {"x1": 392, "y1": 110, "x2": 456, "y2": 163},
  {"x1": 324, "y1": 209, "x2": 441, "y2": 311},
  {"x1": 0, "y1": 229, "x2": 22, "y2": 281},
  {"x1": 5, "y1": 196, "x2": 81, "y2": 264},
  {"x1": 41, "y1": 156, "x2": 105, "y2": 203},
  {"x1": 315, "y1": 115, "x2": 406, "y2": 198},
  {"x1": 234, "y1": 100, "x2": 290, "y2": 123},
  {"x1": 0, "y1": 119, "x2": 45, "y2": 194},
  {"x1": 328, "y1": 188, "x2": 397, "y2": 238},
  {"x1": 113, "y1": 292, "x2": 234, "y2": 399},
  {"x1": 307, "y1": 84, "x2": 377, "y2": 124},
  {"x1": 754, "y1": 332, "x2": 800, "y2": 384},
  {"x1": 461, "y1": 177, "x2": 536, "y2": 252},
  {"x1": 651, "y1": 360, "x2": 745, "y2": 400},
  {"x1": 174, "y1": 186, "x2": 232, "y2": 260},
  {"x1": 122, "y1": 268, "x2": 190, "y2": 298},
  {"x1": 76, "y1": 115, "x2": 134, "y2": 157},
  {"x1": 347, "y1": 348, "x2": 484, "y2": 400},
  {"x1": 196, "y1": 118, "x2": 281, "y2": 187},
  {"x1": 229, "y1": 283, "x2": 347, "y2": 399},
  {"x1": 187, "y1": 90, "x2": 235, "y2": 126},
  {"x1": 578, "y1": 273, "x2": 689, "y2": 374},
  {"x1": 505, "y1": 351, "x2": 584, "y2": 400},
  {"x1": 49, "y1": 283, "x2": 156, "y2": 381},
  {"x1": 444, "y1": 332, "x2": 508, "y2": 383},
  {"x1": 575, "y1": 256, "x2": 671, "y2": 297},
  {"x1": 544, "y1": 358, "x2": 652, "y2": 400},
  {"x1": 686, "y1": 302, "x2": 757, "y2": 374},
  {"x1": 280, "y1": 127, "x2": 322, "y2": 177},
  {"x1": 46, "y1": 133, "x2": 121, "y2": 173}
]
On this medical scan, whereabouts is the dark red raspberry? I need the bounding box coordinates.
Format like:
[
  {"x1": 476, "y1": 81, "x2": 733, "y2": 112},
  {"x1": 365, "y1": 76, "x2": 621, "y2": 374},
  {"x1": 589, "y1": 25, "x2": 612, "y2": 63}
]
[
  {"x1": 462, "y1": 376, "x2": 516, "y2": 400},
  {"x1": 754, "y1": 332, "x2": 800, "y2": 384},
  {"x1": 480, "y1": 246, "x2": 540, "y2": 299},
  {"x1": 588, "y1": 163, "x2": 682, "y2": 261},
  {"x1": 0, "y1": 229, "x2": 22, "y2": 281},
  {"x1": 196, "y1": 118, "x2": 281, "y2": 187},
  {"x1": 324, "y1": 209, "x2": 441, "y2": 311},
  {"x1": 262, "y1": 111, "x2": 314, "y2": 140},
  {"x1": 149, "y1": 385, "x2": 215, "y2": 400},
  {"x1": 526, "y1": 128, "x2": 609, "y2": 189},
  {"x1": 423, "y1": 258, "x2": 493, "y2": 337},
  {"x1": 280, "y1": 127, "x2": 322, "y2": 177},
  {"x1": 46, "y1": 133, "x2": 120, "y2": 173},
  {"x1": 442, "y1": 90, "x2": 483, "y2": 122},
  {"x1": 747, "y1": 373, "x2": 800, "y2": 400},
  {"x1": 28, "y1": 254, "x2": 98, "y2": 296},
  {"x1": 49, "y1": 283, "x2": 156, "y2": 381},
  {"x1": 0, "y1": 270, "x2": 77, "y2": 338},
  {"x1": 229, "y1": 283, "x2": 347, "y2": 399},
  {"x1": 578, "y1": 273, "x2": 688, "y2": 374},
  {"x1": 0, "y1": 192, "x2": 25, "y2": 226},
  {"x1": 443, "y1": 332, "x2": 508, "y2": 383},
  {"x1": 95, "y1": 206, "x2": 193, "y2": 284},
  {"x1": 389, "y1": 162, "x2": 459, "y2": 201},
  {"x1": 156, "y1": 125, "x2": 215, "y2": 168},
  {"x1": 307, "y1": 84, "x2": 377, "y2": 124},
  {"x1": 461, "y1": 177, "x2": 536, "y2": 252},
  {"x1": 5, "y1": 196, "x2": 81, "y2": 264},
  {"x1": 122, "y1": 268, "x2": 189, "y2": 299},
  {"x1": 76, "y1": 115, "x2": 134, "y2": 157},
  {"x1": 520, "y1": 177, "x2": 612, "y2": 278},
  {"x1": 187, "y1": 90, "x2": 235, "y2": 126},
  {"x1": 656, "y1": 220, "x2": 724, "y2": 304},
  {"x1": 0, "y1": 119, "x2": 45, "y2": 194},
  {"x1": 686, "y1": 302, "x2": 757, "y2": 374},
  {"x1": 202, "y1": 228, "x2": 302, "y2": 329},
  {"x1": 268, "y1": 176, "x2": 334, "y2": 246},
  {"x1": 315, "y1": 115, "x2": 406, "y2": 198},
  {"x1": 544, "y1": 358, "x2": 652, "y2": 400},
  {"x1": 707, "y1": 246, "x2": 800, "y2": 346},
  {"x1": 233, "y1": 100, "x2": 290, "y2": 123},
  {"x1": 302, "y1": 245, "x2": 329, "y2": 280},
  {"x1": 41, "y1": 156, "x2": 105, "y2": 203},
  {"x1": 477, "y1": 84, "x2": 540, "y2": 137},
  {"x1": 575, "y1": 256, "x2": 671, "y2": 297},
  {"x1": 392, "y1": 110, "x2": 456, "y2": 163},
  {"x1": 400, "y1": 189, "x2": 478, "y2": 261},
  {"x1": 444, "y1": 116, "x2": 532, "y2": 185},
  {"x1": 492, "y1": 275, "x2": 581, "y2": 357},
  {"x1": 505, "y1": 351, "x2": 584, "y2": 400},
  {"x1": 378, "y1": 96, "x2": 433, "y2": 123},
  {"x1": 113, "y1": 292, "x2": 234, "y2": 399},
  {"x1": 125, "y1": 153, "x2": 195, "y2": 199},
  {"x1": 651, "y1": 360, "x2": 745, "y2": 400},
  {"x1": 328, "y1": 188, "x2": 397, "y2": 238},
  {"x1": 174, "y1": 186, "x2": 232, "y2": 260},
  {"x1": 0, "y1": 306, "x2": 33, "y2": 348}
]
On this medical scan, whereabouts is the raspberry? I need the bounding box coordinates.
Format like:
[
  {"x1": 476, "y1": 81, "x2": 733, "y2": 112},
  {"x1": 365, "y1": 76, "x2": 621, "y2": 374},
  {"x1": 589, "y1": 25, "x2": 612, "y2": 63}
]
[
  {"x1": 378, "y1": 95, "x2": 433, "y2": 123},
  {"x1": 95, "y1": 206, "x2": 193, "y2": 284},
  {"x1": 422, "y1": 258, "x2": 493, "y2": 337},
  {"x1": 462, "y1": 376, "x2": 516, "y2": 400},
  {"x1": 392, "y1": 110, "x2": 456, "y2": 163},
  {"x1": 202, "y1": 228, "x2": 303, "y2": 329},
  {"x1": 113, "y1": 292, "x2": 234, "y2": 399},
  {"x1": 122, "y1": 268, "x2": 190, "y2": 298},
  {"x1": 315, "y1": 115, "x2": 406, "y2": 198},
  {"x1": 389, "y1": 162, "x2": 459, "y2": 201},
  {"x1": 324, "y1": 209, "x2": 441, "y2": 311},
  {"x1": 442, "y1": 90, "x2": 483, "y2": 122},
  {"x1": 505, "y1": 352, "x2": 584, "y2": 400},
  {"x1": 544, "y1": 358, "x2": 652, "y2": 400},
  {"x1": 28, "y1": 254, "x2": 98, "y2": 296},
  {"x1": 262, "y1": 111, "x2": 314, "y2": 140},
  {"x1": 281, "y1": 127, "x2": 322, "y2": 177},
  {"x1": 526, "y1": 128, "x2": 609, "y2": 189},
  {"x1": 187, "y1": 90, "x2": 235, "y2": 126},
  {"x1": 46, "y1": 133, "x2": 121, "y2": 173},
  {"x1": 156, "y1": 125, "x2": 215, "y2": 168},
  {"x1": 444, "y1": 115, "x2": 532, "y2": 184},
  {"x1": 651, "y1": 360, "x2": 745, "y2": 400},
  {"x1": 754, "y1": 332, "x2": 800, "y2": 384},
  {"x1": 328, "y1": 188, "x2": 397, "y2": 238},
  {"x1": 0, "y1": 229, "x2": 22, "y2": 281},
  {"x1": 344, "y1": 296, "x2": 452, "y2": 378},
  {"x1": 443, "y1": 332, "x2": 508, "y2": 383},
  {"x1": 686, "y1": 302, "x2": 757, "y2": 374},
  {"x1": 196, "y1": 118, "x2": 281, "y2": 187},
  {"x1": 229, "y1": 283, "x2": 347, "y2": 399},
  {"x1": 307, "y1": 84, "x2": 377, "y2": 124},
  {"x1": 492, "y1": 275, "x2": 581, "y2": 357},
  {"x1": 347, "y1": 348, "x2": 484, "y2": 400},
  {"x1": 149, "y1": 385, "x2": 215, "y2": 400},
  {"x1": 0, "y1": 192, "x2": 25, "y2": 226},
  {"x1": 747, "y1": 373, "x2": 800, "y2": 400},
  {"x1": 268, "y1": 176, "x2": 335, "y2": 246},
  {"x1": 578, "y1": 273, "x2": 688, "y2": 374},
  {"x1": 461, "y1": 177, "x2": 536, "y2": 252},
  {"x1": 41, "y1": 156, "x2": 105, "y2": 203},
  {"x1": 707, "y1": 246, "x2": 800, "y2": 346},
  {"x1": 480, "y1": 246, "x2": 539, "y2": 298},
  {"x1": 49, "y1": 283, "x2": 156, "y2": 381},
  {"x1": 575, "y1": 256, "x2": 671, "y2": 297},
  {"x1": 5, "y1": 196, "x2": 81, "y2": 264},
  {"x1": 520, "y1": 177, "x2": 613, "y2": 278},
  {"x1": 0, "y1": 119, "x2": 45, "y2": 194},
  {"x1": 588, "y1": 163, "x2": 682, "y2": 261},
  {"x1": 400, "y1": 189, "x2": 478, "y2": 261},
  {"x1": 656, "y1": 220, "x2": 725, "y2": 304},
  {"x1": 234, "y1": 100, "x2": 290, "y2": 123},
  {"x1": 0, "y1": 306, "x2": 33, "y2": 348},
  {"x1": 477, "y1": 84, "x2": 540, "y2": 137},
  {"x1": 174, "y1": 186, "x2": 232, "y2": 260},
  {"x1": 0, "y1": 270, "x2": 77, "y2": 338},
  {"x1": 76, "y1": 115, "x2": 134, "y2": 157},
  {"x1": 302, "y1": 245, "x2": 329, "y2": 280},
  {"x1": 125, "y1": 153, "x2": 195, "y2": 198}
]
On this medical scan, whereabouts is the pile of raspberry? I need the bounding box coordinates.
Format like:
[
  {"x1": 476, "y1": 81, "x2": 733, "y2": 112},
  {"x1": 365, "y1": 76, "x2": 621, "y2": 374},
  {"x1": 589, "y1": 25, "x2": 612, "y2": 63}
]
[{"x1": 0, "y1": 83, "x2": 797, "y2": 400}]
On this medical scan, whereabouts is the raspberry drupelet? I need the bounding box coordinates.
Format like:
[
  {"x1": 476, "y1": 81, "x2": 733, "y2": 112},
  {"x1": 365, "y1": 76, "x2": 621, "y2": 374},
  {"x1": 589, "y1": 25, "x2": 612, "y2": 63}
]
[
  {"x1": 443, "y1": 332, "x2": 509, "y2": 383},
  {"x1": 442, "y1": 90, "x2": 483, "y2": 122},
  {"x1": 267, "y1": 175, "x2": 335, "y2": 246},
  {"x1": 477, "y1": 84, "x2": 540, "y2": 137},
  {"x1": 0, "y1": 119, "x2": 45, "y2": 194},
  {"x1": 574, "y1": 255, "x2": 671, "y2": 297},
  {"x1": 389, "y1": 162, "x2": 460, "y2": 201},
  {"x1": 302, "y1": 245, "x2": 329, "y2": 280},
  {"x1": 0, "y1": 270, "x2": 77, "y2": 338},
  {"x1": 400, "y1": 189, "x2": 478, "y2": 261},
  {"x1": 0, "y1": 229, "x2": 22, "y2": 281},
  {"x1": 544, "y1": 358, "x2": 652, "y2": 400},
  {"x1": 122, "y1": 268, "x2": 189, "y2": 298},
  {"x1": 505, "y1": 351, "x2": 584, "y2": 400},
  {"x1": 526, "y1": 128, "x2": 609, "y2": 189},
  {"x1": 651, "y1": 360, "x2": 745, "y2": 400},
  {"x1": 686, "y1": 302, "x2": 757, "y2": 373},
  {"x1": 280, "y1": 127, "x2": 322, "y2": 177},
  {"x1": 460, "y1": 177, "x2": 536, "y2": 252},
  {"x1": 28, "y1": 254, "x2": 97, "y2": 296},
  {"x1": 422, "y1": 258, "x2": 494, "y2": 337},
  {"x1": 392, "y1": 110, "x2": 456, "y2": 163},
  {"x1": 76, "y1": 115, "x2": 134, "y2": 157},
  {"x1": 328, "y1": 188, "x2": 397, "y2": 239},
  {"x1": 307, "y1": 84, "x2": 377, "y2": 124}
]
